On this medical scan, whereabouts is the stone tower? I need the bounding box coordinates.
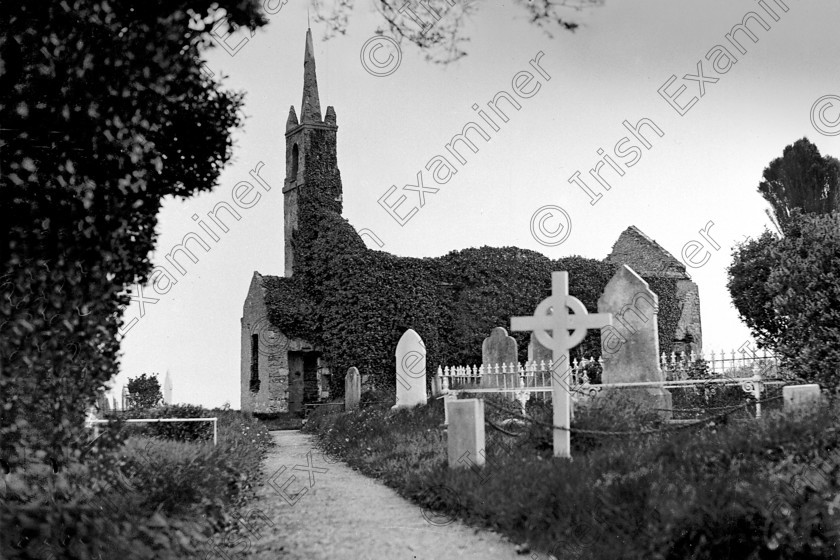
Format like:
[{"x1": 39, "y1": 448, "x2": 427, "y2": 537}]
[{"x1": 283, "y1": 29, "x2": 343, "y2": 277}]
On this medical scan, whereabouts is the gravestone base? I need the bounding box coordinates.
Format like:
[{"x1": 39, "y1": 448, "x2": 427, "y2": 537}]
[{"x1": 596, "y1": 387, "x2": 672, "y2": 421}]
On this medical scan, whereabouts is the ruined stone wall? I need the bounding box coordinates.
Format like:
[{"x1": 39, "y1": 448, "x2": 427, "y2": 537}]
[
  {"x1": 605, "y1": 227, "x2": 703, "y2": 354},
  {"x1": 607, "y1": 236, "x2": 683, "y2": 278},
  {"x1": 241, "y1": 273, "x2": 290, "y2": 413},
  {"x1": 673, "y1": 279, "x2": 702, "y2": 356}
]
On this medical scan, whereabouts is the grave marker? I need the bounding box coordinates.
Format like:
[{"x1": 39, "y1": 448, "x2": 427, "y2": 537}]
[
  {"x1": 443, "y1": 394, "x2": 457, "y2": 426},
  {"x1": 783, "y1": 384, "x2": 821, "y2": 414},
  {"x1": 511, "y1": 271, "x2": 613, "y2": 458},
  {"x1": 528, "y1": 332, "x2": 552, "y2": 364},
  {"x1": 393, "y1": 328, "x2": 428, "y2": 409},
  {"x1": 597, "y1": 265, "x2": 672, "y2": 416},
  {"x1": 447, "y1": 398, "x2": 486, "y2": 470},
  {"x1": 482, "y1": 327, "x2": 519, "y2": 396},
  {"x1": 345, "y1": 367, "x2": 361, "y2": 410}
]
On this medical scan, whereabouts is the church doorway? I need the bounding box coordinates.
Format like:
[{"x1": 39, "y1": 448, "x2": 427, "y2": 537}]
[{"x1": 288, "y1": 351, "x2": 320, "y2": 416}]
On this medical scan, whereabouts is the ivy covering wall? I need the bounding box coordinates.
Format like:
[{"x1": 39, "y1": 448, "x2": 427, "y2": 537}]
[
  {"x1": 265, "y1": 204, "x2": 680, "y2": 395},
  {"x1": 265, "y1": 119, "x2": 680, "y2": 395}
]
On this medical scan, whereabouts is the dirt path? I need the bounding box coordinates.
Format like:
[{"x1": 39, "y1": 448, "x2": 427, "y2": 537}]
[{"x1": 242, "y1": 430, "x2": 523, "y2": 560}]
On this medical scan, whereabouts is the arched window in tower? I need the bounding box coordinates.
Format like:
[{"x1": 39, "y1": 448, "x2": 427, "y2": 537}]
[{"x1": 291, "y1": 143, "x2": 299, "y2": 178}]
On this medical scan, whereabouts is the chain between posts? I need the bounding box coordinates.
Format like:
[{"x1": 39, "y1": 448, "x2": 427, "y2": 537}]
[{"x1": 481, "y1": 395, "x2": 785, "y2": 437}]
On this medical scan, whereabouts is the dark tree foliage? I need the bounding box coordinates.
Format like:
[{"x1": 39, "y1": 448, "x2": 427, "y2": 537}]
[
  {"x1": 758, "y1": 137, "x2": 840, "y2": 235},
  {"x1": 728, "y1": 212, "x2": 840, "y2": 388},
  {"x1": 125, "y1": 373, "x2": 163, "y2": 410},
  {"x1": 767, "y1": 212, "x2": 840, "y2": 387},
  {"x1": 1, "y1": 0, "x2": 267, "y2": 471},
  {"x1": 727, "y1": 231, "x2": 784, "y2": 349}
]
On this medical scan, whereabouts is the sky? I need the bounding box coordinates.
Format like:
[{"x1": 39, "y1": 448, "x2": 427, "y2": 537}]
[{"x1": 112, "y1": 0, "x2": 840, "y2": 408}]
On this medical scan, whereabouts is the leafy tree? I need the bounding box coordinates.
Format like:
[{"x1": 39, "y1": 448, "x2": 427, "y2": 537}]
[
  {"x1": 758, "y1": 137, "x2": 840, "y2": 234},
  {"x1": 728, "y1": 212, "x2": 840, "y2": 388},
  {"x1": 1, "y1": 0, "x2": 266, "y2": 471},
  {"x1": 126, "y1": 373, "x2": 164, "y2": 410},
  {"x1": 766, "y1": 212, "x2": 840, "y2": 387},
  {"x1": 727, "y1": 231, "x2": 784, "y2": 349},
  {"x1": 313, "y1": 0, "x2": 604, "y2": 63}
]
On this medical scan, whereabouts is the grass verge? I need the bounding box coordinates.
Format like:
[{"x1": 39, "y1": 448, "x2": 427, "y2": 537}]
[
  {"x1": 304, "y1": 389, "x2": 840, "y2": 559},
  {"x1": 2, "y1": 408, "x2": 274, "y2": 559}
]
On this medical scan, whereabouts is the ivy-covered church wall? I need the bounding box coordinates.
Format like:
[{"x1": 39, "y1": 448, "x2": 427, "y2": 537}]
[
  {"x1": 267, "y1": 113, "x2": 680, "y2": 395},
  {"x1": 267, "y1": 203, "x2": 681, "y2": 396}
]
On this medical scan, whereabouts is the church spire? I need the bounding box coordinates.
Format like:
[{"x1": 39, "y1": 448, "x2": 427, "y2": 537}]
[{"x1": 301, "y1": 28, "x2": 322, "y2": 123}]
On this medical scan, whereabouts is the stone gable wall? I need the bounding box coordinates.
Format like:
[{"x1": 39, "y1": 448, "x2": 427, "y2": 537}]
[
  {"x1": 241, "y1": 273, "x2": 290, "y2": 413},
  {"x1": 606, "y1": 228, "x2": 687, "y2": 279},
  {"x1": 605, "y1": 228, "x2": 703, "y2": 355}
]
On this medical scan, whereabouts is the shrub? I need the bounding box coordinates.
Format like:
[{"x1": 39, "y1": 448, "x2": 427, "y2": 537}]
[
  {"x1": 125, "y1": 373, "x2": 164, "y2": 410},
  {"x1": 2, "y1": 0, "x2": 267, "y2": 475},
  {"x1": 2, "y1": 410, "x2": 273, "y2": 559},
  {"x1": 114, "y1": 404, "x2": 214, "y2": 442},
  {"x1": 728, "y1": 211, "x2": 840, "y2": 389}
]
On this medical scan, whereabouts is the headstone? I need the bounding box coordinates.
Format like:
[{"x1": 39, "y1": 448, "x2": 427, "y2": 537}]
[
  {"x1": 783, "y1": 384, "x2": 820, "y2": 414},
  {"x1": 447, "y1": 399, "x2": 485, "y2": 470},
  {"x1": 345, "y1": 367, "x2": 361, "y2": 410},
  {"x1": 443, "y1": 394, "x2": 457, "y2": 425},
  {"x1": 511, "y1": 271, "x2": 613, "y2": 458},
  {"x1": 481, "y1": 327, "x2": 519, "y2": 394},
  {"x1": 597, "y1": 265, "x2": 672, "y2": 417},
  {"x1": 393, "y1": 328, "x2": 427, "y2": 409},
  {"x1": 527, "y1": 332, "x2": 552, "y2": 364},
  {"x1": 163, "y1": 370, "x2": 173, "y2": 405},
  {"x1": 431, "y1": 366, "x2": 442, "y2": 398}
]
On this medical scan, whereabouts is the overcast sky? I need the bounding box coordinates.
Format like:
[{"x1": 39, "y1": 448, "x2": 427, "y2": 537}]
[{"x1": 111, "y1": 0, "x2": 840, "y2": 408}]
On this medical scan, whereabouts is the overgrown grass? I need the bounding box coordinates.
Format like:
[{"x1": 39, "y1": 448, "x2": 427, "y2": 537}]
[
  {"x1": 2, "y1": 408, "x2": 274, "y2": 559},
  {"x1": 305, "y1": 388, "x2": 840, "y2": 559}
]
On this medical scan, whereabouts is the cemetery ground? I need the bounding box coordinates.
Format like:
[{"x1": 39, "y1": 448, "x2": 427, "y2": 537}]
[{"x1": 305, "y1": 388, "x2": 840, "y2": 558}]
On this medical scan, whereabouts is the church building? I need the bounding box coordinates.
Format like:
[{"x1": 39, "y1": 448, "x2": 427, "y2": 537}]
[
  {"x1": 240, "y1": 29, "x2": 336, "y2": 415},
  {"x1": 240, "y1": 31, "x2": 703, "y2": 415}
]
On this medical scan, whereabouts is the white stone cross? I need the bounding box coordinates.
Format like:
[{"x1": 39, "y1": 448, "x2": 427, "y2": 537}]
[{"x1": 511, "y1": 271, "x2": 612, "y2": 458}]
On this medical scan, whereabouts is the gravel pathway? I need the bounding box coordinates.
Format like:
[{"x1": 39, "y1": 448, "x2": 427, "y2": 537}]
[{"x1": 242, "y1": 430, "x2": 523, "y2": 560}]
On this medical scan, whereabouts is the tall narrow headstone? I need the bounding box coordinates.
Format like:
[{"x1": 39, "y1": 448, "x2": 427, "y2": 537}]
[
  {"x1": 527, "y1": 332, "x2": 552, "y2": 364},
  {"x1": 345, "y1": 367, "x2": 361, "y2": 410},
  {"x1": 163, "y1": 370, "x2": 173, "y2": 405},
  {"x1": 447, "y1": 399, "x2": 486, "y2": 470},
  {"x1": 598, "y1": 265, "x2": 671, "y2": 416},
  {"x1": 393, "y1": 328, "x2": 427, "y2": 409},
  {"x1": 481, "y1": 327, "x2": 519, "y2": 394}
]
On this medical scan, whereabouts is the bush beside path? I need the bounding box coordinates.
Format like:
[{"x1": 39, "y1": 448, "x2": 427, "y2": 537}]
[{"x1": 246, "y1": 431, "x2": 522, "y2": 560}]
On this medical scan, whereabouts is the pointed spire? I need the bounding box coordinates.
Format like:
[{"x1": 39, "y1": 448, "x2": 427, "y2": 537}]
[
  {"x1": 286, "y1": 105, "x2": 299, "y2": 130},
  {"x1": 301, "y1": 28, "x2": 322, "y2": 123}
]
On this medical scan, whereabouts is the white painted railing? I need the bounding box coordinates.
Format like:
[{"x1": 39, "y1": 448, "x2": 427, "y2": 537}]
[
  {"x1": 434, "y1": 358, "x2": 788, "y2": 419},
  {"x1": 661, "y1": 348, "x2": 780, "y2": 380}
]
